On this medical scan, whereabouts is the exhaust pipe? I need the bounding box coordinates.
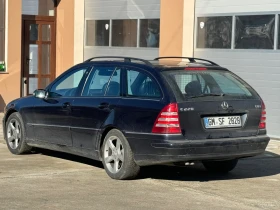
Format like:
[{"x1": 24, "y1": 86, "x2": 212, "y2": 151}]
[
  {"x1": 185, "y1": 162, "x2": 195, "y2": 166},
  {"x1": 173, "y1": 161, "x2": 195, "y2": 166}
]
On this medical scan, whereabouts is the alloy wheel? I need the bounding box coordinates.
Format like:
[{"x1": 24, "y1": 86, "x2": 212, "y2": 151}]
[
  {"x1": 7, "y1": 119, "x2": 21, "y2": 150},
  {"x1": 104, "y1": 136, "x2": 124, "y2": 174}
]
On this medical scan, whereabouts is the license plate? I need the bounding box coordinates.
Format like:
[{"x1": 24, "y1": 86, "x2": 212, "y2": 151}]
[{"x1": 204, "y1": 116, "x2": 242, "y2": 129}]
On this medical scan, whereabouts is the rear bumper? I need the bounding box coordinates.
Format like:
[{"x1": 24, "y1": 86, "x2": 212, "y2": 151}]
[{"x1": 125, "y1": 133, "x2": 270, "y2": 166}]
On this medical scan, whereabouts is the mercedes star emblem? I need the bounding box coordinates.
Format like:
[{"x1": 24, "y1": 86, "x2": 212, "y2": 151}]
[{"x1": 221, "y1": 101, "x2": 229, "y2": 110}]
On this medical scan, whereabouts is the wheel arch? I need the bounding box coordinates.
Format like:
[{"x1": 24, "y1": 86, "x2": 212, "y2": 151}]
[{"x1": 97, "y1": 125, "x2": 127, "y2": 160}]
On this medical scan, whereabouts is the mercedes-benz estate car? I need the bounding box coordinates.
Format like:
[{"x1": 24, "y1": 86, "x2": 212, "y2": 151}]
[{"x1": 2, "y1": 56, "x2": 270, "y2": 180}]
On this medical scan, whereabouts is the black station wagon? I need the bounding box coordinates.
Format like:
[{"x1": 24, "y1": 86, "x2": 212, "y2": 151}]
[{"x1": 2, "y1": 56, "x2": 270, "y2": 180}]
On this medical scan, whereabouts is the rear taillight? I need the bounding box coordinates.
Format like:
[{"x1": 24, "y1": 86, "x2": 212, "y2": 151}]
[
  {"x1": 259, "y1": 100, "x2": 266, "y2": 129},
  {"x1": 152, "y1": 103, "x2": 181, "y2": 134}
]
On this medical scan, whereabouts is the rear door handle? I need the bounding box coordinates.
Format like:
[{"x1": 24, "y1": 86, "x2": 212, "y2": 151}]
[
  {"x1": 62, "y1": 102, "x2": 71, "y2": 109},
  {"x1": 98, "y1": 102, "x2": 109, "y2": 109}
]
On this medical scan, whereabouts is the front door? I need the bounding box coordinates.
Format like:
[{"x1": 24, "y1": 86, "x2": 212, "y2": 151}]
[
  {"x1": 22, "y1": 16, "x2": 56, "y2": 96},
  {"x1": 32, "y1": 66, "x2": 90, "y2": 146}
]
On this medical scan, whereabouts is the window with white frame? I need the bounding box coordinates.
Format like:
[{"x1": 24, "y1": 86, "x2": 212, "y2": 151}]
[
  {"x1": 278, "y1": 15, "x2": 280, "y2": 49},
  {"x1": 86, "y1": 20, "x2": 110, "y2": 46},
  {"x1": 235, "y1": 15, "x2": 275, "y2": 49},
  {"x1": 197, "y1": 16, "x2": 232, "y2": 49},
  {"x1": 140, "y1": 19, "x2": 160, "y2": 48},
  {"x1": 112, "y1": 19, "x2": 137, "y2": 47}
]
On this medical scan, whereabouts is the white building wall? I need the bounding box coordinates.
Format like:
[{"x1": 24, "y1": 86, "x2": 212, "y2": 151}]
[
  {"x1": 195, "y1": 0, "x2": 280, "y2": 138},
  {"x1": 196, "y1": 0, "x2": 280, "y2": 15},
  {"x1": 85, "y1": 0, "x2": 160, "y2": 20},
  {"x1": 84, "y1": 0, "x2": 161, "y2": 60}
]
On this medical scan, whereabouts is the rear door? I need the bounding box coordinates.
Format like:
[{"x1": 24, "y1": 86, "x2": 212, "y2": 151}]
[
  {"x1": 118, "y1": 66, "x2": 165, "y2": 136},
  {"x1": 163, "y1": 69, "x2": 262, "y2": 140},
  {"x1": 70, "y1": 65, "x2": 122, "y2": 151}
]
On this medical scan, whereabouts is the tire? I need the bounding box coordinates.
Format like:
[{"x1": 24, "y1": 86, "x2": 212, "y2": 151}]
[
  {"x1": 202, "y1": 159, "x2": 238, "y2": 173},
  {"x1": 101, "y1": 129, "x2": 140, "y2": 180},
  {"x1": 5, "y1": 112, "x2": 32, "y2": 155}
]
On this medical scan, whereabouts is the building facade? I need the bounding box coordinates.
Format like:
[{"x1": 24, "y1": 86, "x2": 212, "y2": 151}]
[{"x1": 0, "y1": 0, "x2": 279, "y2": 138}]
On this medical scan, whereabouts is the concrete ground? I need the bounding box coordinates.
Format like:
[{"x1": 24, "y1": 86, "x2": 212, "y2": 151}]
[{"x1": 0, "y1": 112, "x2": 280, "y2": 210}]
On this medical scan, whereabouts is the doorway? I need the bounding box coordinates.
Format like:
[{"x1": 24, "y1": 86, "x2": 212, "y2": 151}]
[{"x1": 22, "y1": 16, "x2": 56, "y2": 96}]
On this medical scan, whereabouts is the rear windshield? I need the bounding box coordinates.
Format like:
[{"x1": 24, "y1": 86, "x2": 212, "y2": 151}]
[{"x1": 163, "y1": 70, "x2": 258, "y2": 101}]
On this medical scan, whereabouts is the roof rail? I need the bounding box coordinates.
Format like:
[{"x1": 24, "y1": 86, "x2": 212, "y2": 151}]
[
  {"x1": 84, "y1": 56, "x2": 153, "y2": 66},
  {"x1": 154, "y1": 57, "x2": 219, "y2": 66}
]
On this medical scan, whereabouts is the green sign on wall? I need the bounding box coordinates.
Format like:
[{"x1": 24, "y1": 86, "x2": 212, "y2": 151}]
[{"x1": 0, "y1": 62, "x2": 5, "y2": 71}]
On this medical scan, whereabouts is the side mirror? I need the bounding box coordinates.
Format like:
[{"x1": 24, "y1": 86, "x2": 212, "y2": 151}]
[{"x1": 33, "y1": 89, "x2": 47, "y2": 99}]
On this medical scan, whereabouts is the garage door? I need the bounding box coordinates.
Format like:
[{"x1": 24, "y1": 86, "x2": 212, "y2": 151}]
[
  {"x1": 194, "y1": 0, "x2": 280, "y2": 138},
  {"x1": 84, "y1": 0, "x2": 160, "y2": 60}
]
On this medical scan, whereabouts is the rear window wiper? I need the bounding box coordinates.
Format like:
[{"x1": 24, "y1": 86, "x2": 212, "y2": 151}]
[{"x1": 188, "y1": 93, "x2": 225, "y2": 99}]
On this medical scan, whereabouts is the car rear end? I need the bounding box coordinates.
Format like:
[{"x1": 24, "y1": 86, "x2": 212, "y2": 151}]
[{"x1": 133, "y1": 65, "x2": 270, "y2": 166}]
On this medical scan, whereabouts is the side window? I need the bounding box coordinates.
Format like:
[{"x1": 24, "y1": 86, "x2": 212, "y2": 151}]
[
  {"x1": 49, "y1": 68, "x2": 87, "y2": 97},
  {"x1": 82, "y1": 66, "x2": 121, "y2": 97},
  {"x1": 127, "y1": 69, "x2": 161, "y2": 98}
]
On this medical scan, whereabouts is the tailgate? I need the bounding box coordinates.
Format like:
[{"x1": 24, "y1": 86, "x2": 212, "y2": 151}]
[{"x1": 178, "y1": 99, "x2": 262, "y2": 140}]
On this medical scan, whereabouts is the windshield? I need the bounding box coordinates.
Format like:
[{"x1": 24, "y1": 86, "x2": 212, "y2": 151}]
[{"x1": 163, "y1": 70, "x2": 257, "y2": 100}]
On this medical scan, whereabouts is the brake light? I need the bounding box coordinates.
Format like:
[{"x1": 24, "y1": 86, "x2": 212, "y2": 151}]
[
  {"x1": 185, "y1": 67, "x2": 207, "y2": 71},
  {"x1": 259, "y1": 100, "x2": 266, "y2": 129},
  {"x1": 152, "y1": 103, "x2": 181, "y2": 134}
]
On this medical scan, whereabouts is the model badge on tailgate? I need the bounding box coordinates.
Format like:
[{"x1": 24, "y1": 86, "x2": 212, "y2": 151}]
[{"x1": 180, "y1": 108, "x2": 194, "y2": 111}]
